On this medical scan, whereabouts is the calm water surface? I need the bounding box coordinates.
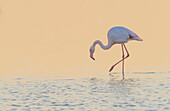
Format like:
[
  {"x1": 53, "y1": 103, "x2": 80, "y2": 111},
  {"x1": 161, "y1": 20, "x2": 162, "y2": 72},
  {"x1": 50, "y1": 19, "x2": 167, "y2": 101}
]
[{"x1": 0, "y1": 72, "x2": 169, "y2": 111}]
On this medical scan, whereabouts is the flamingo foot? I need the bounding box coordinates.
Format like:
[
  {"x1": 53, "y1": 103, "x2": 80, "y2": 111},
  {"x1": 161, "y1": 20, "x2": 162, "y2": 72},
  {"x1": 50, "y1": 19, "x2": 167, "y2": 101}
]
[{"x1": 109, "y1": 65, "x2": 115, "y2": 72}]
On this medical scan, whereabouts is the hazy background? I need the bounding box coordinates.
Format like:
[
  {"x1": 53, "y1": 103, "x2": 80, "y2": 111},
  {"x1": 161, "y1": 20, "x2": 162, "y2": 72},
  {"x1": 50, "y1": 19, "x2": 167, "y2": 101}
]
[{"x1": 0, "y1": 0, "x2": 170, "y2": 78}]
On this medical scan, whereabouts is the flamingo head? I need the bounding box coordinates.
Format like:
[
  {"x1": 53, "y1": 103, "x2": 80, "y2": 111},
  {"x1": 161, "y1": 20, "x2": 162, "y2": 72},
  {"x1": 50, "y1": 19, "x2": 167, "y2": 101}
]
[{"x1": 89, "y1": 46, "x2": 95, "y2": 60}]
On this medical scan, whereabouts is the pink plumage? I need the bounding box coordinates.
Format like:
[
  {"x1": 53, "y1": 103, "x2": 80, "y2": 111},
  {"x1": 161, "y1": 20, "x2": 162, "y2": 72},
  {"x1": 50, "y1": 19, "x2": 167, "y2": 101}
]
[{"x1": 89, "y1": 26, "x2": 143, "y2": 79}]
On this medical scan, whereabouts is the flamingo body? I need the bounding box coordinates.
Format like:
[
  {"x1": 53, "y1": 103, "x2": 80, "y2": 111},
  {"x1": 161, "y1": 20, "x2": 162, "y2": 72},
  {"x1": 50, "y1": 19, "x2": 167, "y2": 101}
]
[
  {"x1": 89, "y1": 26, "x2": 143, "y2": 79},
  {"x1": 107, "y1": 26, "x2": 142, "y2": 44}
]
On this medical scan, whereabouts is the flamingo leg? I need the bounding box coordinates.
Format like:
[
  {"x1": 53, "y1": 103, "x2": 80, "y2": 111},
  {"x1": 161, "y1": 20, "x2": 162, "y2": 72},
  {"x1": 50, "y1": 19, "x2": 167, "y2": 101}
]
[
  {"x1": 109, "y1": 44, "x2": 130, "y2": 73},
  {"x1": 122, "y1": 44, "x2": 125, "y2": 79}
]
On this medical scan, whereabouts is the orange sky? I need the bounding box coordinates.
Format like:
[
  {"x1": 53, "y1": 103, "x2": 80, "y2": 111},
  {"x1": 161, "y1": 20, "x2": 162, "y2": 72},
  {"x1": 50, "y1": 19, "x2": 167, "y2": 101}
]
[{"x1": 0, "y1": 0, "x2": 170, "y2": 77}]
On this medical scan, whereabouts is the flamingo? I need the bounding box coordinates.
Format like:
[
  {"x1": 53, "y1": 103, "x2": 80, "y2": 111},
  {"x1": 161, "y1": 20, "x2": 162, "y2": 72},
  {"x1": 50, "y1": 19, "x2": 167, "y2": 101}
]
[{"x1": 89, "y1": 26, "x2": 143, "y2": 79}]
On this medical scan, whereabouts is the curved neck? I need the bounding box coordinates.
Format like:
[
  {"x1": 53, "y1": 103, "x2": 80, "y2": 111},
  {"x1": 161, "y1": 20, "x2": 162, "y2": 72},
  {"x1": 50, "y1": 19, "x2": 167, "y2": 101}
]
[{"x1": 93, "y1": 40, "x2": 113, "y2": 50}]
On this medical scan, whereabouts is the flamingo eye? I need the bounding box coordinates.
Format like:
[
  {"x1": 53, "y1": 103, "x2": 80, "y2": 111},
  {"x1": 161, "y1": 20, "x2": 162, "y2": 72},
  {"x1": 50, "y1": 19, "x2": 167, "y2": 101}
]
[{"x1": 129, "y1": 34, "x2": 134, "y2": 39}]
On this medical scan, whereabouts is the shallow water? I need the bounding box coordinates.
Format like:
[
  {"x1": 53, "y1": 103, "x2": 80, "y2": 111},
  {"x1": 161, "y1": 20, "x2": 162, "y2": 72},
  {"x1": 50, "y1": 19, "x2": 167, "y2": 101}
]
[{"x1": 0, "y1": 73, "x2": 170, "y2": 111}]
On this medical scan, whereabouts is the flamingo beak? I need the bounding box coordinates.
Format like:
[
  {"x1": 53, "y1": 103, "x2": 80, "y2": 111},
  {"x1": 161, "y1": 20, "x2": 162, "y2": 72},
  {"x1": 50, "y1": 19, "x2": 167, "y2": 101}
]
[{"x1": 90, "y1": 54, "x2": 95, "y2": 60}]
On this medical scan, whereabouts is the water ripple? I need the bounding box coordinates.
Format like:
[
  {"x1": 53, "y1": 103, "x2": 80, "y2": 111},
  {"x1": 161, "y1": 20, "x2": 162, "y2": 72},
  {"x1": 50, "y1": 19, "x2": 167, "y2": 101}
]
[{"x1": 0, "y1": 74, "x2": 169, "y2": 110}]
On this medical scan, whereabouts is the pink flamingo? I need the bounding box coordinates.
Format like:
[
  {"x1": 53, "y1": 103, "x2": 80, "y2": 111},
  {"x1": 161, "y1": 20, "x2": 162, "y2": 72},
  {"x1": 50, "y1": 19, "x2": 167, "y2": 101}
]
[{"x1": 89, "y1": 26, "x2": 143, "y2": 79}]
